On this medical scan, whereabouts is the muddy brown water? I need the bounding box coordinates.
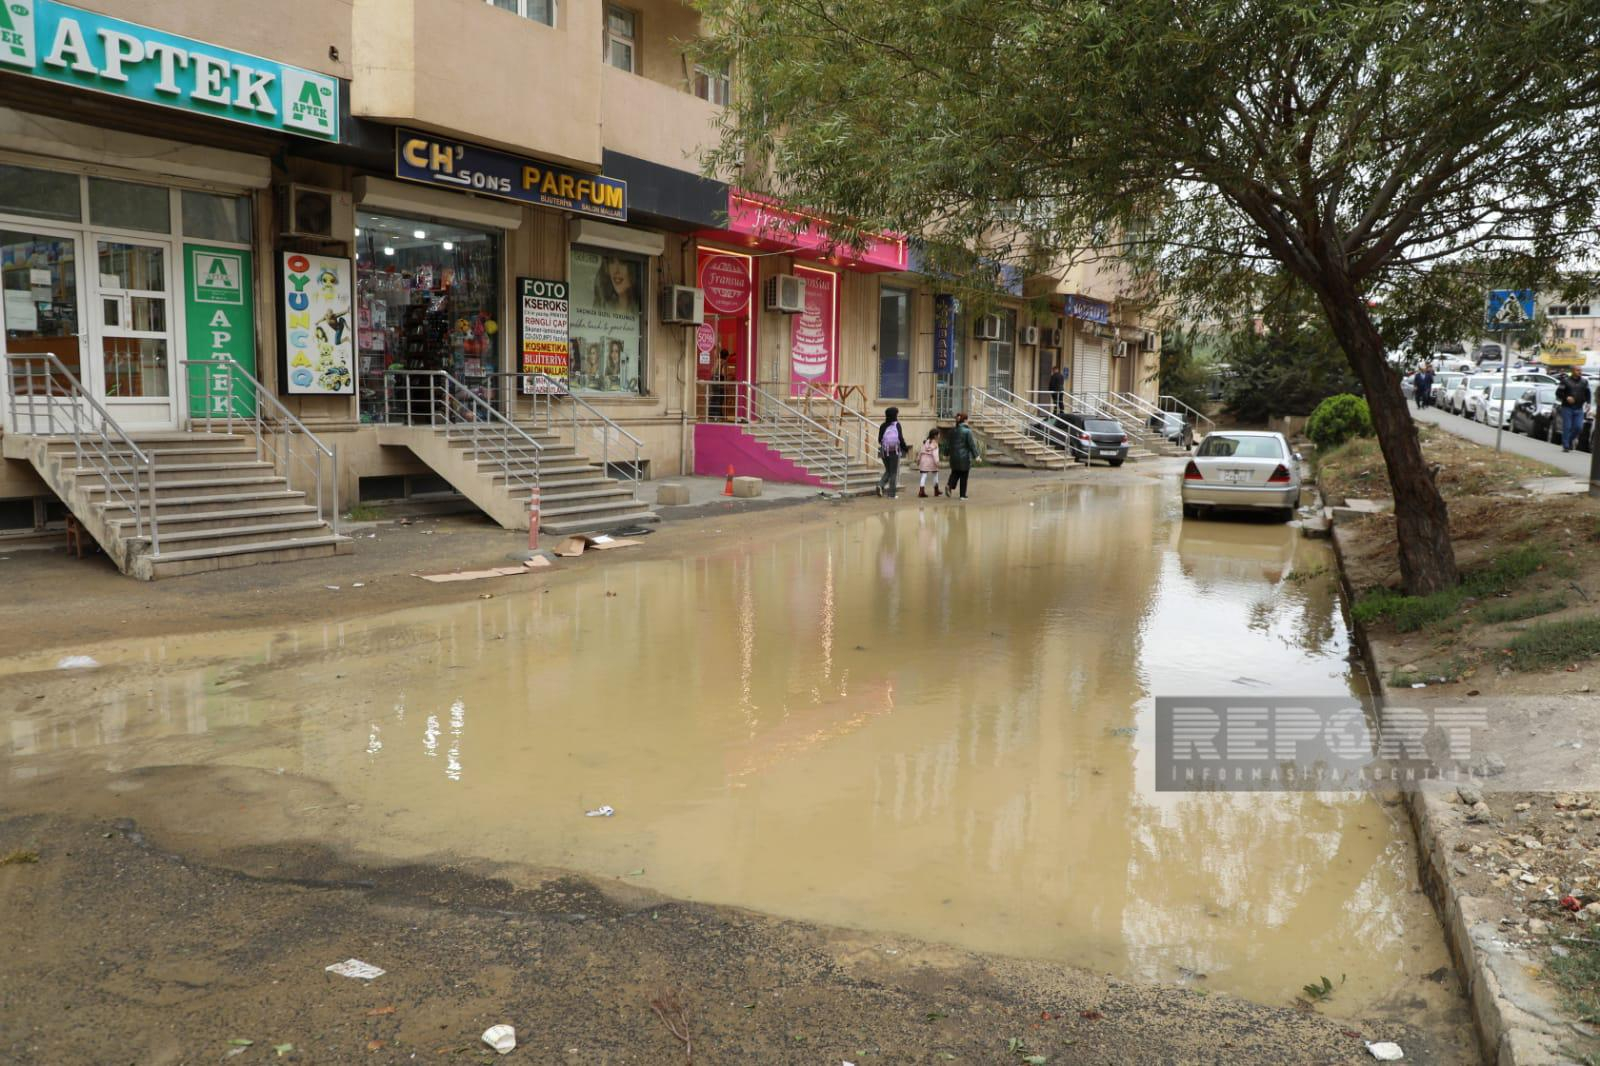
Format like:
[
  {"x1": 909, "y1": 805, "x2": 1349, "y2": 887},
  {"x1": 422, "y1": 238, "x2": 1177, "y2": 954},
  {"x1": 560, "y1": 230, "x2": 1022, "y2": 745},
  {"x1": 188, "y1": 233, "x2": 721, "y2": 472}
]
[{"x1": 1, "y1": 481, "x2": 1461, "y2": 1025}]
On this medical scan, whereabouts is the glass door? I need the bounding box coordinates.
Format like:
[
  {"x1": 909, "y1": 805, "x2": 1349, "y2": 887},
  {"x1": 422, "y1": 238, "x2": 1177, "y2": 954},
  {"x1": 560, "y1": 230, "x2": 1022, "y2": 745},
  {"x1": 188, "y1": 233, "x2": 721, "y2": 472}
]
[
  {"x1": 1, "y1": 225, "x2": 85, "y2": 432},
  {"x1": 986, "y1": 309, "x2": 1016, "y2": 396},
  {"x1": 93, "y1": 235, "x2": 177, "y2": 428}
]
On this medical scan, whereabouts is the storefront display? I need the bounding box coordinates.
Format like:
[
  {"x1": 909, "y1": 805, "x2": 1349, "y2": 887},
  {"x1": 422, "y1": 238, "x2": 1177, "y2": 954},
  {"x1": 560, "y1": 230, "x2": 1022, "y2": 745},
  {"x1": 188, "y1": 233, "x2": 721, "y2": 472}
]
[
  {"x1": 280, "y1": 251, "x2": 352, "y2": 395},
  {"x1": 354, "y1": 211, "x2": 501, "y2": 420},
  {"x1": 567, "y1": 245, "x2": 645, "y2": 394}
]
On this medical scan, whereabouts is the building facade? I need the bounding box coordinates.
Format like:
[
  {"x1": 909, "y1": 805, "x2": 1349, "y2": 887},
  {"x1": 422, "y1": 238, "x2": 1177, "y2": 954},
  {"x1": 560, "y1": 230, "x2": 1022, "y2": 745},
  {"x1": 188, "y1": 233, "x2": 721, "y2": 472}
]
[{"x1": 0, "y1": 0, "x2": 1159, "y2": 538}]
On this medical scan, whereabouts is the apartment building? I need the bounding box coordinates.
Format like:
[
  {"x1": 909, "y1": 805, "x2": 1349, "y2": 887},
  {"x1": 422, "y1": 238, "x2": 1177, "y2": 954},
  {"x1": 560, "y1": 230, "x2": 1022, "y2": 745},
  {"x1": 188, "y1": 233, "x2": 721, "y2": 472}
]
[{"x1": 0, "y1": 0, "x2": 1159, "y2": 561}]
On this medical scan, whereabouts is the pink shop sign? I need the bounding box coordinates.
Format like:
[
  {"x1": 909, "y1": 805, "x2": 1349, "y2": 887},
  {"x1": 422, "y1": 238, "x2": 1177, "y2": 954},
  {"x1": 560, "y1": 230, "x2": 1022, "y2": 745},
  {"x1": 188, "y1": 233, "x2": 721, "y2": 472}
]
[{"x1": 726, "y1": 193, "x2": 908, "y2": 272}]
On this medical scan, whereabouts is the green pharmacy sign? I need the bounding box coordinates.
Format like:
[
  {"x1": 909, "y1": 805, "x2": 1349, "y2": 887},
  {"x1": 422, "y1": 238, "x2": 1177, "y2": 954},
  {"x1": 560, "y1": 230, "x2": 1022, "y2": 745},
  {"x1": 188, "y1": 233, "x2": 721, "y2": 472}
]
[
  {"x1": 0, "y1": 0, "x2": 339, "y2": 141},
  {"x1": 184, "y1": 244, "x2": 257, "y2": 419}
]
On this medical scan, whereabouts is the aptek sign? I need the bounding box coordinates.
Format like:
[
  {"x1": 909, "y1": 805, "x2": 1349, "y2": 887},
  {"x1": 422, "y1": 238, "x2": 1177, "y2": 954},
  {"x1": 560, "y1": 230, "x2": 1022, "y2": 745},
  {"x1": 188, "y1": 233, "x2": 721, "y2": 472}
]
[{"x1": 0, "y1": 0, "x2": 340, "y2": 140}]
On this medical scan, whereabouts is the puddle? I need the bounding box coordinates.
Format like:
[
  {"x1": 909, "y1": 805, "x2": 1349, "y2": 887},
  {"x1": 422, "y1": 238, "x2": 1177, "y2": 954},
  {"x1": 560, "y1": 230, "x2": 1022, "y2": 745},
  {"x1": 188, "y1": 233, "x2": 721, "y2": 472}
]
[{"x1": 0, "y1": 483, "x2": 1459, "y2": 1020}]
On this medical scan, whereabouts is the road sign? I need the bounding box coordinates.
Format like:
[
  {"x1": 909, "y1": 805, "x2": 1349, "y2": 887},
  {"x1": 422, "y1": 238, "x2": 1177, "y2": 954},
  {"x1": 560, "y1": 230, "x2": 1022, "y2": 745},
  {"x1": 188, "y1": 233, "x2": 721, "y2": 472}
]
[{"x1": 1485, "y1": 289, "x2": 1535, "y2": 330}]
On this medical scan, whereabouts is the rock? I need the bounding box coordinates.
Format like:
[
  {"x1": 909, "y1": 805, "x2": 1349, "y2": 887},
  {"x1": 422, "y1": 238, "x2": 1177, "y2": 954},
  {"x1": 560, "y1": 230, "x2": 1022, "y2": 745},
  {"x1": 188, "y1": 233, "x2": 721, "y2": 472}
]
[
  {"x1": 1580, "y1": 808, "x2": 1600, "y2": 820},
  {"x1": 1529, "y1": 918, "x2": 1551, "y2": 936},
  {"x1": 1401, "y1": 662, "x2": 1420, "y2": 674},
  {"x1": 1584, "y1": 902, "x2": 1600, "y2": 917},
  {"x1": 1523, "y1": 837, "x2": 1544, "y2": 849},
  {"x1": 1519, "y1": 872, "x2": 1540, "y2": 884},
  {"x1": 1468, "y1": 801, "x2": 1495, "y2": 823},
  {"x1": 1514, "y1": 802, "x2": 1532, "y2": 813},
  {"x1": 1457, "y1": 784, "x2": 1484, "y2": 806},
  {"x1": 1469, "y1": 845, "x2": 1486, "y2": 857},
  {"x1": 1471, "y1": 753, "x2": 1508, "y2": 777}
]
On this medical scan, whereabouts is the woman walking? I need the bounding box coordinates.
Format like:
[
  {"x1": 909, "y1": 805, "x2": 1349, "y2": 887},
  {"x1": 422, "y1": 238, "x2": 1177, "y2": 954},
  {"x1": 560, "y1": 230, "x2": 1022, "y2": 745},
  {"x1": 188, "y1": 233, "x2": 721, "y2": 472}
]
[
  {"x1": 877, "y1": 406, "x2": 908, "y2": 497},
  {"x1": 946, "y1": 413, "x2": 980, "y2": 500},
  {"x1": 916, "y1": 428, "x2": 942, "y2": 497}
]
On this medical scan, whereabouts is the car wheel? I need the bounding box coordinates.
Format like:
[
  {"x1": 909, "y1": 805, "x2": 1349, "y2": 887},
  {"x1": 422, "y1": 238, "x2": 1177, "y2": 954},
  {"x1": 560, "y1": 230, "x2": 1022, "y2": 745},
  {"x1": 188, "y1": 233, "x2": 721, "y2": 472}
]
[
  {"x1": 1108, "y1": 458, "x2": 1124, "y2": 467},
  {"x1": 1182, "y1": 503, "x2": 1198, "y2": 519},
  {"x1": 1276, "y1": 507, "x2": 1295, "y2": 523}
]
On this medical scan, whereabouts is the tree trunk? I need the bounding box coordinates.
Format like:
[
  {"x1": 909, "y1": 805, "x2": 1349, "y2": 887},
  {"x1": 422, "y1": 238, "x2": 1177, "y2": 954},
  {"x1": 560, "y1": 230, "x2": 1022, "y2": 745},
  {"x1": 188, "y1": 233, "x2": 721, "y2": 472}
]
[{"x1": 1313, "y1": 283, "x2": 1459, "y2": 596}]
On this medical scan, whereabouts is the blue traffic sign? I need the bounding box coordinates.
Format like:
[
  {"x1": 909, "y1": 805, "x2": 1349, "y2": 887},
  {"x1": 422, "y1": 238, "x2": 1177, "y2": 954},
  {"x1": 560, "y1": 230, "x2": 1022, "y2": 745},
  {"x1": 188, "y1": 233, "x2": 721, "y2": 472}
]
[{"x1": 1485, "y1": 289, "x2": 1535, "y2": 330}]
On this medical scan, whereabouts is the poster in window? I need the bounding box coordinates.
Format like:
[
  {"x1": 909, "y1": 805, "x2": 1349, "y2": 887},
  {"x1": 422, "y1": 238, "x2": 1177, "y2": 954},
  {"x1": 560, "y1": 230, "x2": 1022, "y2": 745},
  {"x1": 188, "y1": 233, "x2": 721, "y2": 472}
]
[
  {"x1": 568, "y1": 247, "x2": 645, "y2": 393},
  {"x1": 518, "y1": 277, "x2": 570, "y2": 394},
  {"x1": 280, "y1": 252, "x2": 353, "y2": 395},
  {"x1": 790, "y1": 268, "x2": 836, "y2": 395}
]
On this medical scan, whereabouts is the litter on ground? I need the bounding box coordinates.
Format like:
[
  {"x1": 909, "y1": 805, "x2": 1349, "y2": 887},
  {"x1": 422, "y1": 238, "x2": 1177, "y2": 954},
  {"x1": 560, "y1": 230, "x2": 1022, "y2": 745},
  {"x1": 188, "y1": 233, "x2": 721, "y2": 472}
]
[
  {"x1": 324, "y1": 959, "x2": 385, "y2": 980},
  {"x1": 482, "y1": 1025, "x2": 516, "y2": 1055},
  {"x1": 55, "y1": 655, "x2": 99, "y2": 669},
  {"x1": 585, "y1": 805, "x2": 615, "y2": 818}
]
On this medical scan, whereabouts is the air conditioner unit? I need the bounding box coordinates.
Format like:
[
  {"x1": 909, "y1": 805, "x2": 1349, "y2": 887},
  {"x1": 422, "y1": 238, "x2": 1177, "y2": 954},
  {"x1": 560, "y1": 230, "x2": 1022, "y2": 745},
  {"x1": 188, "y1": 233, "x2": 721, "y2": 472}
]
[
  {"x1": 764, "y1": 274, "x2": 806, "y2": 313},
  {"x1": 1142, "y1": 330, "x2": 1159, "y2": 352},
  {"x1": 1114, "y1": 340, "x2": 1130, "y2": 359},
  {"x1": 1019, "y1": 325, "x2": 1041, "y2": 346},
  {"x1": 282, "y1": 184, "x2": 352, "y2": 239},
  {"x1": 974, "y1": 314, "x2": 1003, "y2": 341},
  {"x1": 1042, "y1": 327, "x2": 1063, "y2": 348},
  {"x1": 660, "y1": 285, "x2": 705, "y2": 325}
]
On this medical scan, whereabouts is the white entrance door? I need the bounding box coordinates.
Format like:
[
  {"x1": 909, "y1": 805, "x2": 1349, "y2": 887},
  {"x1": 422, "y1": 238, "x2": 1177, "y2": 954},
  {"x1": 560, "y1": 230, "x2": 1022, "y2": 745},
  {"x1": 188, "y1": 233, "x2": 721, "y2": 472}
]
[
  {"x1": 0, "y1": 224, "x2": 87, "y2": 433},
  {"x1": 91, "y1": 235, "x2": 178, "y2": 429}
]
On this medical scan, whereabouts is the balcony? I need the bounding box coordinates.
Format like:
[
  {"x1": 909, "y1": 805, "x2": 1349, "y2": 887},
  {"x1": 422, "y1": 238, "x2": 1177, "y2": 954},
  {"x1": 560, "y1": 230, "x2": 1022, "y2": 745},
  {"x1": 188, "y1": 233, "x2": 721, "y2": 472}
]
[
  {"x1": 352, "y1": 0, "x2": 604, "y2": 169},
  {"x1": 600, "y1": 64, "x2": 721, "y2": 173}
]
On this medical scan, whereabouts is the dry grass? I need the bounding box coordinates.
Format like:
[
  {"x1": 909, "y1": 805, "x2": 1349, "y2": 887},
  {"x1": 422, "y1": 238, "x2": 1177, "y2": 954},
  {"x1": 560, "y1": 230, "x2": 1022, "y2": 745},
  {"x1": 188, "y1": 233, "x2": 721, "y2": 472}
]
[
  {"x1": 0, "y1": 849, "x2": 40, "y2": 866},
  {"x1": 1315, "y1": 425, "x2": 1563, "y2": 505}
]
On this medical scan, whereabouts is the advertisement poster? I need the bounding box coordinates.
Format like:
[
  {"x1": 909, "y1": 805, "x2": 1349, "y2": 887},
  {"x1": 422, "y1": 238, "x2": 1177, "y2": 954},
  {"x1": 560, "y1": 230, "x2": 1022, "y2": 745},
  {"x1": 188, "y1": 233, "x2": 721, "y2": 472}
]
[
  {"x1": 933, "y1": 294, "x2": 956, "y2": 374},
  {"x1": 789, "y1": 267, "x2": 835, "y2": 394},
  {"x1": 568, "y1": 248, "x2": 644, "y2": 393},
  {"x1": 184, "y1": 244, "x2": 256, "y2": 418},
  {"x1": 518, "y1": 277, "x2": 569, "y2": 393},
  {"x1": 280, "y1": 251, "x2": 353, "y2": 395},
  {"x1": 698, "y1": 252, "x2": 751, "y2": 316}
]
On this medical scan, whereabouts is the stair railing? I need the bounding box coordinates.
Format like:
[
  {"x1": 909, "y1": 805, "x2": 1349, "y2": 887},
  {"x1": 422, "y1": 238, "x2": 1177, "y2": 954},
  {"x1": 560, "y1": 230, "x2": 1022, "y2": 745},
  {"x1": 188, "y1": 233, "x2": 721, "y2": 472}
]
[
  {"x1": 967, "y1": 384, "x2": 1078, "y2": 459},
  {"x1": 383, "y1": 370, "x2": 543, "y2": 503},
  {"x1": 786, "y1": 380, "x2": 878, "y2": 472},
  {"x1": 696, "y1": 379, "x2": 852, "y2": 489},
  {"x1": 496, "y1": 373, "x2": 644, "y2": 492},
  {"x1": 183, "y1": 356, "x2": 339, "y2": 536},
  {"x1": 1160, "y1": 393, "x2": 1215, "y2": 434},
  {"x1": 4, "y1": 352, "x2": 159, "y2": 553}
]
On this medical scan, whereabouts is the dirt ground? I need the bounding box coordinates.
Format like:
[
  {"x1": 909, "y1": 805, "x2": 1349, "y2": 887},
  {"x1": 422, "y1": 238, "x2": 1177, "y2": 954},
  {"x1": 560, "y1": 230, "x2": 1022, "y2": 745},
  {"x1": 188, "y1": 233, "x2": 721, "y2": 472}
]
[
  {"x1": 1, "y1": 461, "x2": 1471, "y2": 1065},
  {"x1": 1317, "y1": 427, "x2": 1600, "y2": 1056}
]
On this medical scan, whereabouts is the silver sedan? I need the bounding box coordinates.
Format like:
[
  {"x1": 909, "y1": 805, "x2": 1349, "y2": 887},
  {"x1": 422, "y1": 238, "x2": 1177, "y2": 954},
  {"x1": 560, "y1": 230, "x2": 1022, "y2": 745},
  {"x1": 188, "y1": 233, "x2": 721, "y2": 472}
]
[{"x1": 1181, "y1": 431, "x2": 1302, "y2": 522}]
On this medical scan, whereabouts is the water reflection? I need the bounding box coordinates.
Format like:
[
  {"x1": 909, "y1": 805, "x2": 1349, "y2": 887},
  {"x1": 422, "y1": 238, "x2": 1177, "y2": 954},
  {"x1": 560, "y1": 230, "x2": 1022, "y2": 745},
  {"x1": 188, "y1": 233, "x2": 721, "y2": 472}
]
[{"x1": 0, "y1": 483, "x2": 1451, "y2": 1011}]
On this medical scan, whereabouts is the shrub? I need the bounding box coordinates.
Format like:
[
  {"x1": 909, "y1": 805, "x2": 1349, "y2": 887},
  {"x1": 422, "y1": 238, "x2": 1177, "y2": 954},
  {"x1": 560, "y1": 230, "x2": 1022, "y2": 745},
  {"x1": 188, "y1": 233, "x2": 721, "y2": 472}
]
[{"x1": 1305, "y1": 394, "x2": 1374, "y2": 450}]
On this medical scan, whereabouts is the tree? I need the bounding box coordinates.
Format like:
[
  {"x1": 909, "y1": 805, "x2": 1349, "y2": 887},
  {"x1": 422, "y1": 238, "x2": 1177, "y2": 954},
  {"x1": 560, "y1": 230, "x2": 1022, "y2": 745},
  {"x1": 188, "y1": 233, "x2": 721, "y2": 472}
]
[
  {"x1": 1153, "y1": 325, "x2": 1212, "y2": 418},
  {"x1": 1220, "y1": 284, "x2": 1361, "y2": 423},
  {"x1": 696, "y1": 1, "x2": 1600, "y2": 594}
]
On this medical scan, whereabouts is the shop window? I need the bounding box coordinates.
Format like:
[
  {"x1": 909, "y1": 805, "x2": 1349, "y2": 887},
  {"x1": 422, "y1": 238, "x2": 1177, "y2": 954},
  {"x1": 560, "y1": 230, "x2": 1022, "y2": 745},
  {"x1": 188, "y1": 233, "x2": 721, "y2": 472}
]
[
  {"x1": 878, "y1": 285, "x2": 911, "y2": 399},
  {"x1": 568, "y1": 245, "x2": 647, "y2": 394},
  {"x1": 0, "y1": 164, "x2": 81, "y2": 222},
  {"x1": 605, "y1": 5, "x2": 637, "y2": 72},
  {"x1": 0, "y1": 498, "x2": 33, "y2": 531},
  {"x1": 181, "y1": 191, "x2": 252, "y2": 244},
  {"x1": 486, "y1": 0, "x2": 555, "y2": 25},
  {"x1": 355, "y1": 211, "x2": 503, "y2": 422},
  {"x1": 986, "y1": 309, "x2": 1016, "y2": 395},
  {"x1": 87, "y1": 177, "x2": 170, "y2": 233},
  {"x1": 694, "y1": 63, "x2": 731, "y2": 105}
]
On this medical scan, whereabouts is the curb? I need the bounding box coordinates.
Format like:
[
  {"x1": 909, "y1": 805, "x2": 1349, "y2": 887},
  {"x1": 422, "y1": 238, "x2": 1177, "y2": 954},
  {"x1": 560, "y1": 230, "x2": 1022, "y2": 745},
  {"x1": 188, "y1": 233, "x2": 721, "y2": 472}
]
[{"x1": 1328, "y1": 524, "x2": 1578, "y2": 1066}]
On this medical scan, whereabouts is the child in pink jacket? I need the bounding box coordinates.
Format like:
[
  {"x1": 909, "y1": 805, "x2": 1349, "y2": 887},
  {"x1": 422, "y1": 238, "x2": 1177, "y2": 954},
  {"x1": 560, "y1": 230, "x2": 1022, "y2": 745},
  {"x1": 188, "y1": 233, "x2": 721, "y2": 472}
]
[{"x1": 917, "y1": 429, "x2": 942, "y2": 497}]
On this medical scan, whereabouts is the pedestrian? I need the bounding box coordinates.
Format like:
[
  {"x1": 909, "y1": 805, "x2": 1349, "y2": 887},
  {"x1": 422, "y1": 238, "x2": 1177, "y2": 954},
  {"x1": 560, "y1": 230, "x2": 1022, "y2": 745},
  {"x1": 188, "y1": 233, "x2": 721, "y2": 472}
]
[
  {"x1": 1555, "y1": 365, "x2": 1592, "y2": 452},
  {"x1": 1048, "y1": 363, "x2": 1066, "y2": 415},
  {"x1": 945, "y1": 412, "x2": 980, "y2": 500},
  {"x1": 877, "y1": 406, "x2": 908, "y2": 497},
  {"x1": 916, "y1": 428, "x2": 943, "y2": 498},
  {"x1": 1413, "y1": 363, "x2": 1434, "y2": 409}
]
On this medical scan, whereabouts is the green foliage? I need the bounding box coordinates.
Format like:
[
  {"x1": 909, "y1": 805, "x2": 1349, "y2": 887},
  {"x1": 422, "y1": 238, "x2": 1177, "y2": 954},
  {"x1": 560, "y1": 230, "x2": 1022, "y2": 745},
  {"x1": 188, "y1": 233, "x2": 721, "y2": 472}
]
[
  {"x1": 1305, "y1": 395, "x2": 1374, "y2": 450},
  {"x1": 1507, "y1": 618, "x2": 1600, "y2": 671},
  {"x1": 1355, "y1": 546, "x2": 1550, "y2": 632},
  {"x1": 1153, "y1": 326, "x2": 1212, "y2": 417},
  {"x1": 1545, "y1": 926, "x2": 1600, "y2": 1025},
  {"x1": 1222, "y1": 285, "x2": 1362, "y2": 422},
  {"x1": 1481, "y1": 594, "x2": 1568, "y2": 624}
]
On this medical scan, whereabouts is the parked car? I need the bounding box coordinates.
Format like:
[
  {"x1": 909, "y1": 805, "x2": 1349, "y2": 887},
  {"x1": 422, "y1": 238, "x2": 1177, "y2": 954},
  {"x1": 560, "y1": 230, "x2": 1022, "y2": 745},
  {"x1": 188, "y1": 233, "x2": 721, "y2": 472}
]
[
  {"x1": 1477, "y1": 383, "x2": 1535, "y2": 428},
  {"x1": 1448, "y1": 373, "x2": 1501, "y2": 414},
  {"x1": 1509, "y1": 385, "x2": 1560, "y2": 438},
  {"x1": 1060, "y1": 412, "x2": 1130, "y2": 465},
  {"x1": 1434, "y1": 372, "x2": 1465, "y2": 404},
  {"x1": 1181, "y1": 431, "x2": 1302, "y2": 522},
  {"x1": 1148, "y1": 411, "x2": 1193, "y2": 449}
]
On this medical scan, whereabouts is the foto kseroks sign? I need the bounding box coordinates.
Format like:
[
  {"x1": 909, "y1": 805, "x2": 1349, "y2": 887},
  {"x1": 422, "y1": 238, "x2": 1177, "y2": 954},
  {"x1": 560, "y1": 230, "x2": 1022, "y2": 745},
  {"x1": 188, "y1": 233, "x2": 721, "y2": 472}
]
[{"x1": 0, "y1": 0, "x2": 340, "y2": 140}]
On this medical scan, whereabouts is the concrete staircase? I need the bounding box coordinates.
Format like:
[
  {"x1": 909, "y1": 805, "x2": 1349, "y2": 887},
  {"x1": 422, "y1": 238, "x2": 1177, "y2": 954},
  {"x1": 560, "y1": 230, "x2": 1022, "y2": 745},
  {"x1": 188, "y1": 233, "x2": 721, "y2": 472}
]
[
  {"x1": 377, "y1": 424, "x2": 657, "y2": 536},
  {"x1": 965, "y1": 414, "x2": 1072, "y2": 469},
  {"x1": 743, "y1": 422, "x2": 881, "y2": 494},
  {"x1": 3, "y1": 432, "x2": 351, "y2": 579}
]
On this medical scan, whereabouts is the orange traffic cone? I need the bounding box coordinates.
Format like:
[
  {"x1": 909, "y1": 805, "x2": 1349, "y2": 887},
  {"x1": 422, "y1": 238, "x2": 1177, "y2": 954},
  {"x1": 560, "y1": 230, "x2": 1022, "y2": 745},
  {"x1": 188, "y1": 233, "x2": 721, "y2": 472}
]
[{"x1": 723, "y1": 464, "x2": 735, "y2": 496}]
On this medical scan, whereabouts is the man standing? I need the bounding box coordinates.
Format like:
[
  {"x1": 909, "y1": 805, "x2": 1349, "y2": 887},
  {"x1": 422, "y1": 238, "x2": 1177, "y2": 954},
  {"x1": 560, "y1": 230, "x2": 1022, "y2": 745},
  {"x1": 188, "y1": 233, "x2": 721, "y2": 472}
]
[
  {"x1": 1412, "y1": 363, "x2": 1434, "y2": 409},
  {"x1": 1555, "y1": 366, "x2": 1592, "y2": 452},
  {"x1": 1048, "y1": 363, "x2": 1066, "y2": 415}
]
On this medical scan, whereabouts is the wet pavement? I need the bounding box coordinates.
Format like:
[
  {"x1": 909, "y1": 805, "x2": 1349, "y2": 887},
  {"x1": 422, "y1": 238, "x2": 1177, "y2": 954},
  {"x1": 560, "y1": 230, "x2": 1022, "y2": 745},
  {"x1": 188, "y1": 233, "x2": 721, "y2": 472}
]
[{"x1": 0, "y1": 478, "x2": 1464, "y2": 1034}]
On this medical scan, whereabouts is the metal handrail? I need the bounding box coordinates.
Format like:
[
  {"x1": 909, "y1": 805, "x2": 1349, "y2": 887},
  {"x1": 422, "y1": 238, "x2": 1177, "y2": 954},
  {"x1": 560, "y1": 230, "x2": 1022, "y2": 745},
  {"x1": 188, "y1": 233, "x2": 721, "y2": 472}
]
[
  {"x1": 383, "y1": 369, "x2": 543, "y2": 503},
  {"x1": 496, "y1": 372, "x2": 644, "y2": 491},
  {"x1": 993, "y1": 387, "x2": 1088, "y2": 459},
  {"x1": 1160, "y1": 393, "x2": 1216, "y2": 432},
  {"x1": 696, "y1": 379, "x2": 854, "y2": 489},
  {"x1": 183, "y1": 356, "x2": 340, "y2": 536},
  {"x1": 4, "y1": 351, "x2": 159, "y2": 553},
  {"x1": 966, "y1": 384, "x2": 1078, "y2": 458},
  {"x1": 787, "y1": 379, "x2": 878, "y2": 470}
]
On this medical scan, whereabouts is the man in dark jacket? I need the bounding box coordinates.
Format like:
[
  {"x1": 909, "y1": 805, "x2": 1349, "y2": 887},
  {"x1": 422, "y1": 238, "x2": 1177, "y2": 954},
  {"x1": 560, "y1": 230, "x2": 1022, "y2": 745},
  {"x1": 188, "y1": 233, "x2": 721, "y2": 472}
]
[
  {"x1": 1555, "y1": 367, "x2": 1592, "y2": 452},
  {"x1": 1048, "y1": 364, "x2": 1066, "y2": 415},
  {"x1": 1412, "y1": 364, "x2": 1434, "y2": 409},
  {"x1": 877, "y1": 406, "x2": 908, "y2": 497},
  {"x1": 945, "y1": 413, "x2": 980, "y2": 500}
]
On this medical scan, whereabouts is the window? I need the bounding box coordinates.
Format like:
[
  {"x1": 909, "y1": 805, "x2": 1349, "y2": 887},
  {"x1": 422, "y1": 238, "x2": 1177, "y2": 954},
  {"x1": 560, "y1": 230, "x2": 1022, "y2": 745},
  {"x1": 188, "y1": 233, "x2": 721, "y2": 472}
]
[
  {"x1": 878, "y1": 285, "x2": 911, "y2": 399},
  {"x1": 693, "y1": 63, "x2": 730, "y2": 105},
  {"x1": 181, "y1": 191, "x2": 252, "y2": 244},
  {"x1": 1573, "y1": 305, "x2": 1592, "y2": 316},
  {"x1": 568, "y1": 245, "x2": 647, "y2": 394},
  {"x1": 605, "y1": 5, "x2": 636, "y2": 72},
  {"x1": 1555, "y1": 327, "x2": 1568, "y2": 339},
  {"x1": 486, "y1": 0, "x2": 555, "y2": 26},
  {"x1": 1550, "y1": 305, "x2": 1569, "y2": 317},
  {"x1": 1574, "y1": 328, "x2": 1587, "y2": 340},
  {"x1": 986, "y1": 309, "x2": 1016, "y2": 394},
  {"x1": 87, "y1": 177, "x2": 170, "y2": 233},
  {"x1": 0, "y1": 163, "x2": 80, "y2": 222}
]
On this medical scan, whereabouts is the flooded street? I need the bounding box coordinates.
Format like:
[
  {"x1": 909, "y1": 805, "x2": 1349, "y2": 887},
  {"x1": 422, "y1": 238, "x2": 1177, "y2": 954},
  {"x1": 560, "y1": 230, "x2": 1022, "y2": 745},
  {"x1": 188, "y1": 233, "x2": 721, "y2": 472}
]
[{"x1": 1, "y1": 479, "x2": 1457, "y2": 1023}]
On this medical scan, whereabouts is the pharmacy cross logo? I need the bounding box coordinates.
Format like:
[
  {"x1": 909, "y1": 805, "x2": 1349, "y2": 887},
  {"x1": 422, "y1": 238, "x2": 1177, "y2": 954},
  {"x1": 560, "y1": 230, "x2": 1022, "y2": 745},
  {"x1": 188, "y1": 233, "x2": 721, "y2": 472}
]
[
  {"x1": 0, "y1": 0, "x2": 37, "y2": 67},
  {"x1": 192, "y1": 251, "x2": 244, "y2": 305}
]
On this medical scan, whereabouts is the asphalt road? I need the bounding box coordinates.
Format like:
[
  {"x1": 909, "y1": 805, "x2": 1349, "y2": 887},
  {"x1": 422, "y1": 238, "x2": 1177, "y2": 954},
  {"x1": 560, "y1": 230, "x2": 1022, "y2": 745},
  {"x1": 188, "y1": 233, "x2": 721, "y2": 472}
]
[{"x1": 1413, "y1": 403, "x2": 1596, "y2": 479}]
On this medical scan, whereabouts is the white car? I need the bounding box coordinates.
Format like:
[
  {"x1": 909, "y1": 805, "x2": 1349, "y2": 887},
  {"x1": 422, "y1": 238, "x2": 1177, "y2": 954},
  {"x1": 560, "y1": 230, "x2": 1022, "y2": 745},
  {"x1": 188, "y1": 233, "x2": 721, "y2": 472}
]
[
  {"x1": 1181, "y1": 431, "x2": 1302, "y2": 522},
  {"x1": 1449, "y1": 373, "x2": 1501, "y2": 414},
  {"x1": 1477, "y1": 383, "x2": 1534, "y2": 428}
]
